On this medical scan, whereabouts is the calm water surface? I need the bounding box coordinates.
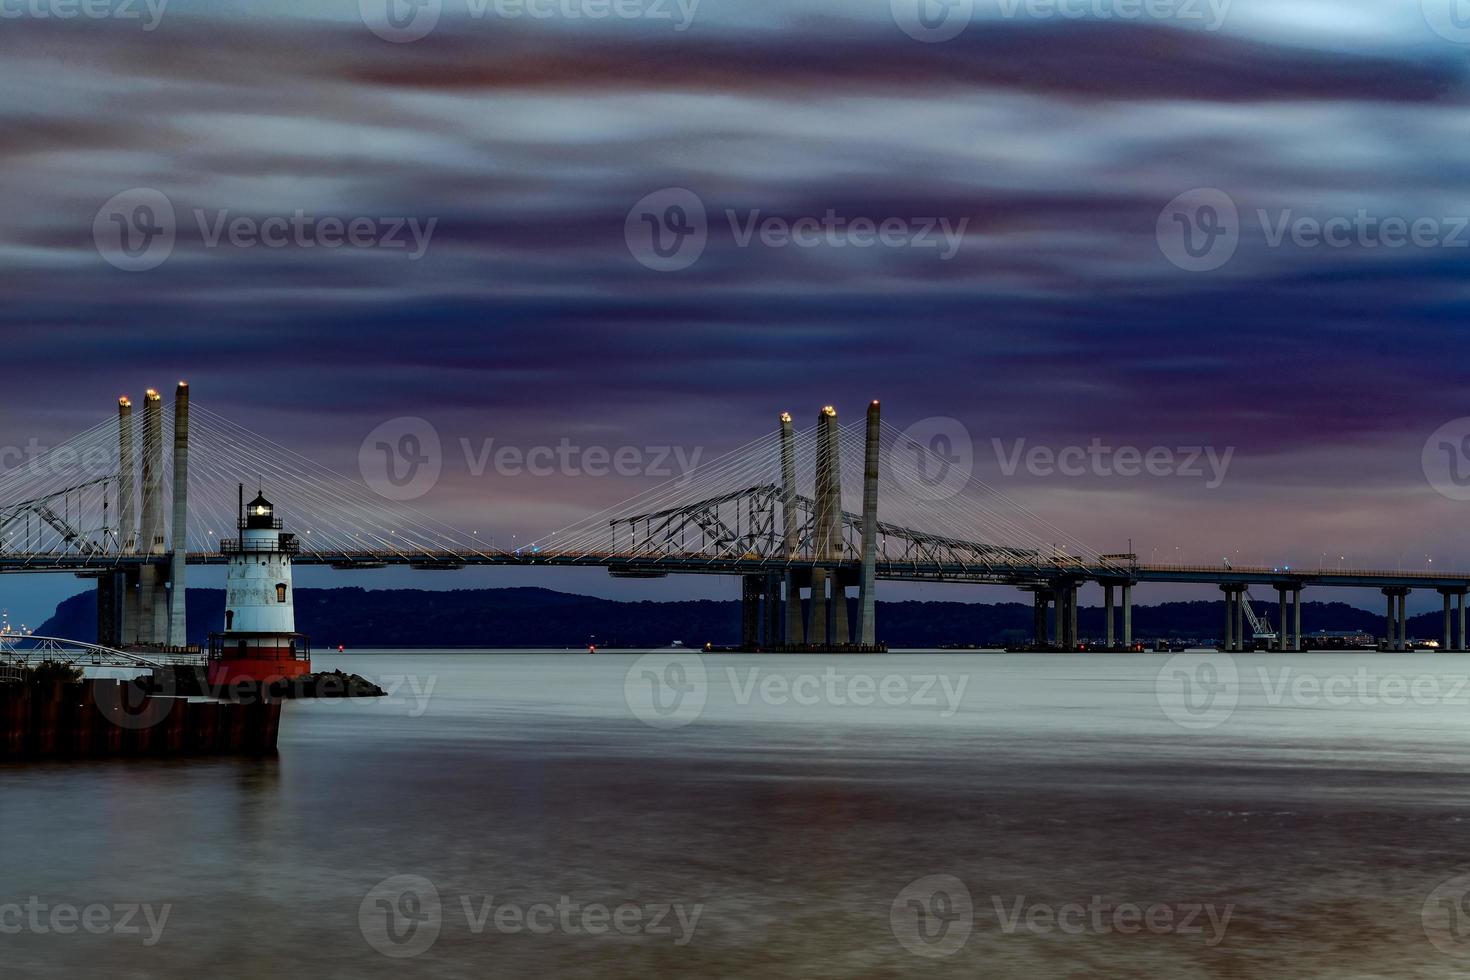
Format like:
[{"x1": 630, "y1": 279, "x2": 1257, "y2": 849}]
[{"x1": 5, "y1": 651, "x2": 1470, "y2": 979}]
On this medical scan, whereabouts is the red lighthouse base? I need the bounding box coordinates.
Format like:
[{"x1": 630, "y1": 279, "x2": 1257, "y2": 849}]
[{"x1": 207, "y1": 633, "x2": 312, "y2": 688}]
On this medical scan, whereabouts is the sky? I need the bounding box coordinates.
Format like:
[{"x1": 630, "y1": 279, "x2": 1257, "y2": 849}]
[{"x1": 3, "y1": 0, "x2": 1470, "y2": 622}]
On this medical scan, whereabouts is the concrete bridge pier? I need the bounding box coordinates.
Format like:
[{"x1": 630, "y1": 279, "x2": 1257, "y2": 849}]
[
  {"x1": 1383, "y1": 588, "x2": 1410, "y2": 651},
  {"x1": 1051, "y1": 582, "x2": 1078, "y2": 650},
  {"x1": 1104, "y1": 584, "x2": 1115, "y2": 647},
  {"x1": 95, "y1": 570, "x2": 125, "y2": 648},
  {"x1": 778, "y1": 413, "x2": 805, "y2": 647},
  {"x1": 1221, "y1": 584, "x2": 1246, "y2": 652},
  {"x1": 1122, "y1": 584, "x2": 1132, "y2": 648},
  {"x1": 1273, "y1": 584, "x2": 1303, "y2": 651},
  {"x1": 856, "y1": 401, "x2": 880, "y2": 647},
  {"x1": 1291, "y1": 587, "x2": 1302, "y2": 651},
  {"x1": 741, "y1": 574, "x2": 763, "y2": 649},
  {"x1": 1032, "y1": 591, "x2": 1050, "y2": 646},
  {"x1": 763, "y1": 575, "x2": 781, "y2": 647},
  {"x1": 1437, "y1": 588, "x2": 1468, "y2": 652},
  {"x1": 1276, "y1": 586, "x2": 1288, "y2": 651}
]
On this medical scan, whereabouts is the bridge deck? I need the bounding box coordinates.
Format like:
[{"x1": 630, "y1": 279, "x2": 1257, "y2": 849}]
[{"x1": 1, "y1": 552, "x2": 1466, "y2": 591}]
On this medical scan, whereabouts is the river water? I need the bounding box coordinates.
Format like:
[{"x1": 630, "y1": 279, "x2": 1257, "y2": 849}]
[{"x1": 5, "y1": 651, "x2": 1470, "y2": 978}]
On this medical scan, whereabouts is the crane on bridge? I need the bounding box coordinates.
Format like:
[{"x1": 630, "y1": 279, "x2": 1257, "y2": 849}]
[{"x1": 1223, "y1": 561, "x2": 1277, "y2": 649}]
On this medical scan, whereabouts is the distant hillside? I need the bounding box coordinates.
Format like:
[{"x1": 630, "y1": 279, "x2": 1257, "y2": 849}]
[{"x1": 35, "y1": 587, "x2": 1422, "y2": 649}]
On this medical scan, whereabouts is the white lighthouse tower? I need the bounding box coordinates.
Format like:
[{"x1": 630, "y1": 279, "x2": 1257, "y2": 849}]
[{"x1": 207, "y1": 486, "x2": 312, "y2": 687}]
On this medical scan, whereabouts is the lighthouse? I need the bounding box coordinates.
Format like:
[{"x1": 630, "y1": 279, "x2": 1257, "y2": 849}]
[{"x1": 207, "y1": 486, "x2": 312, "y2": 688}]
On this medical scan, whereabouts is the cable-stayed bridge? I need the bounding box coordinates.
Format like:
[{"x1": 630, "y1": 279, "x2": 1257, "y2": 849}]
[{"x1": 1, "y1": 386, "x2": 1467, "y2": 654}]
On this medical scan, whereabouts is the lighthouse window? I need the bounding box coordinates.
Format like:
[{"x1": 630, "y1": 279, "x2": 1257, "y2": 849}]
[{"x1": 276, "y1": 584, "x2": 288, "y2": 603}]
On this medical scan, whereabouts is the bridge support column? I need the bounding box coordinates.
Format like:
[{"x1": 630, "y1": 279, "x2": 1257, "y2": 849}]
[
  {"x1": 808, "y1": 407, "x2": 835, "y2": 645},
  {"x1": 1452, "y1": 590, "x2": 1464, "y2": 652},
  {"x1": 1384, "y1": 590, "x2": 1395, "y2": 651},
  {"x1": 763, "y1": 575, "x2": 781, "y2": 648},
  {"x1": 1104, "y1": 584, "x2": 1114, "y2": 648},
  {"x1": 784, "y1": 576, "x2": 804, "y2": 646},
  {"x1": 824, "y1": 408, "x2": 848, "y2": 648},
  {"x1": 1383, "y1": 588, "x2": 1410, "y2": 651},
  {"x1": 808, "y1": 571, "x2": 827, "y2": 647},
  {"x1": 1436, "y1": 588, "x2": 1467, "y2": 652},
  {"x1": 120, "y1": 567, "x2": 140, "y2": 646},
  {"x1": 1033, "y1": 591, "x2": 1049, "y2": 647},
  {"x1": 1400, "y1": 591, "x2": 1409, "y2": 651},
  {"x1": 856, "y1": 401, "x2": 880, "y2": 648},
  {"x1": 741, "y1": 575, "x2": 763, "y2": 650},
  {"x1": 1292, "y1": 587, "x2": 1303, "y2": 652},
  {"x1": 778, "y1": 413, "x2": 805, "y2": 647},
  {"x1": 1123, "y1": 584, "x2": 1132, "y2": 648},
  {"x1": 1442, "y1": 589, "x2": 1454, "y2": 653},
  {"x1": 138, "y1": 389, "x2": 168, "y2": 646},
  {"x1": 96, "y1": 571, "x2": 125, "y2": 649},
  {"x1": 168, "y1": 382, "x2": 189, "y2": 648},
  {"x1": 1221, "y1": 585, "x2": 1239, "y2": 652},
  {"x1": 1277, "y1": 588, "x2": 1289, "y2": 652},
  {"x1": 1053, "y1": 583, "x2": 1078, "y2": 650}
]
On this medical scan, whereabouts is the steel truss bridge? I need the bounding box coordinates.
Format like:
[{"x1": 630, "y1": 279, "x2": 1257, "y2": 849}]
[{"x1": 1, "y1": 388, "x2": 1466, "y2": 655}]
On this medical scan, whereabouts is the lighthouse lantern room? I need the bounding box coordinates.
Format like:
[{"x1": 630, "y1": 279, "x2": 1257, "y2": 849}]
[{"x1": 207, "y1": 485, "x2": 312, "y2": 687}]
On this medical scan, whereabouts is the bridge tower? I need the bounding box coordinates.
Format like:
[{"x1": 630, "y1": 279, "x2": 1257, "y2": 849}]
[{"x1": 206, "y1": 488, "x2": 312, "y2": 687}]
